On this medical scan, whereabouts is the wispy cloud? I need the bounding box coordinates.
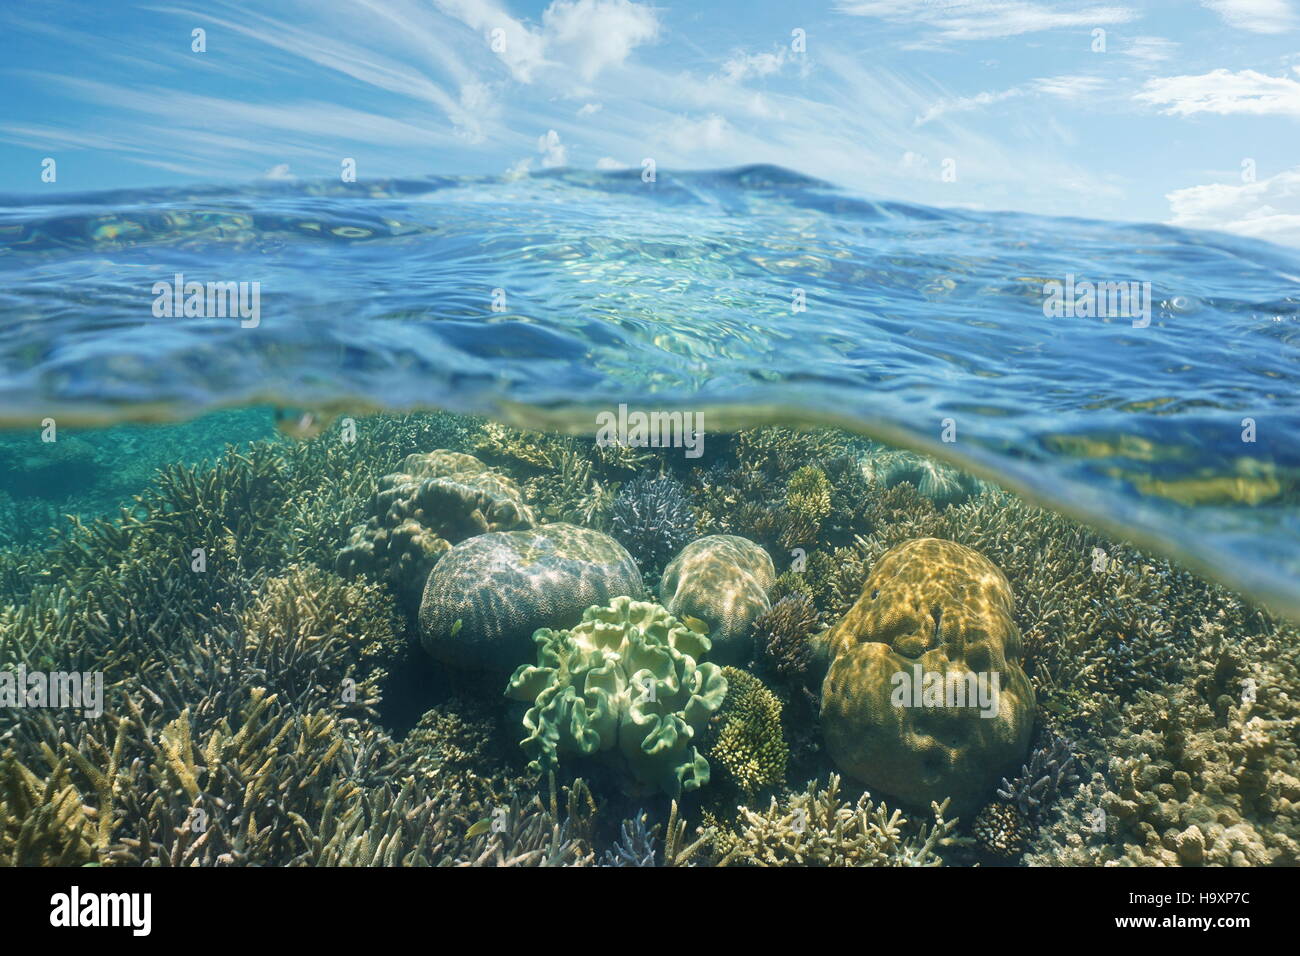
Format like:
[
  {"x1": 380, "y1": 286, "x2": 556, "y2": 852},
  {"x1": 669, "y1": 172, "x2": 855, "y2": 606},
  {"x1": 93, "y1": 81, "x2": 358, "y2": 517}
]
[
  {"x1": 1200, "y1": 0, "x2": 1296, "y2": 34},
  {"x1": 835, "y1": 1, "x2": 1136, "y2": 43},
  {"x1": 916, "y1": 74, "x2": 1106, "y2": 125}
]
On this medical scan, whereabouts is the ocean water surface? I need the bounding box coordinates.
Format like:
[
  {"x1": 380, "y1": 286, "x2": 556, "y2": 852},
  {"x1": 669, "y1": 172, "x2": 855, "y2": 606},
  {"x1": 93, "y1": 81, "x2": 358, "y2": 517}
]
[{"x1": 1, "y1": 165, "x2": 1298, "y2": 616}]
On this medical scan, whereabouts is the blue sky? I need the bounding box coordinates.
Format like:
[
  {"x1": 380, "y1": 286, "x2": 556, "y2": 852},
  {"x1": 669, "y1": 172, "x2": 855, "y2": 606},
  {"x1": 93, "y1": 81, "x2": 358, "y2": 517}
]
[{"x1": 2, "y1": 0, "x2": 1299, "y2": 243}]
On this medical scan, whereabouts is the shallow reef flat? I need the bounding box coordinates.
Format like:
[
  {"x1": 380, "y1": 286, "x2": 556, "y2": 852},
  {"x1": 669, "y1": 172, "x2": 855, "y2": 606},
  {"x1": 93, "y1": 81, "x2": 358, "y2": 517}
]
[{"x1": 0, "y1": 411, "x2": 1296, "y2": 866}]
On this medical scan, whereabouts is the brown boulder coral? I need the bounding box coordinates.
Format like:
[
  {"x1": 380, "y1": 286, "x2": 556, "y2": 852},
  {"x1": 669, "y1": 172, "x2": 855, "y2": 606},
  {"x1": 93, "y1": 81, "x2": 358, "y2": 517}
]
[
  {"x1": 336, "y1": 450, "x2": 534, "y2": 605},
  {"x1": 659, "y1": 535, "x2": 776, "y2": 666},
  {"x1": 818, "y1": 538, "x2": 1035, "y2": 817}
]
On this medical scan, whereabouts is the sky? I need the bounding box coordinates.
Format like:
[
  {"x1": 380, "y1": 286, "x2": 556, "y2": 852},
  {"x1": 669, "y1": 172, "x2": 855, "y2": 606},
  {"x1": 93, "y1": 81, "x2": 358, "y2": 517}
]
[{"x1": 1, "y1": 0, "x2": 1299, "y2": 244}]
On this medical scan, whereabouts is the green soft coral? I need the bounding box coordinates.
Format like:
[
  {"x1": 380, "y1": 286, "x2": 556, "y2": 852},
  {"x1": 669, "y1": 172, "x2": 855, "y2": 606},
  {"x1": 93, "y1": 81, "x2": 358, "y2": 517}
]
[{"x1": 505, "y1": 596, "x2": 728, "y2": 798}]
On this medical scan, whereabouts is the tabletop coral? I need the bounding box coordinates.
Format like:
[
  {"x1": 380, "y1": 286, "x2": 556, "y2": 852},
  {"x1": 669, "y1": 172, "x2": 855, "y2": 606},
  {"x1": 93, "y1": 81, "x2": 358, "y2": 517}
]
[{"x1": 505, "y1": 596, "x2": 728, "y2": 798}]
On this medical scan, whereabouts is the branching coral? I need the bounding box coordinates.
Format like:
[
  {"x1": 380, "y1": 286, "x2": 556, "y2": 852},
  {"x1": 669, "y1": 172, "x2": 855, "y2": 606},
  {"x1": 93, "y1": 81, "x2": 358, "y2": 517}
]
[
  {"x1": 1025, "y1": 620, "x2": 1300, "y2": 866},
  {"x1": 705, "y1": 667, "x2": 788, "y2": 799},
  {"x1": 609, "y1": 473, "x2": 696, "y2": 575},
  {"x1": 713, "y1": 774, "x2": 960, "y2": 866},
  {"x1": 783, "y1": 465, "x2": 832, "y2": 548}
]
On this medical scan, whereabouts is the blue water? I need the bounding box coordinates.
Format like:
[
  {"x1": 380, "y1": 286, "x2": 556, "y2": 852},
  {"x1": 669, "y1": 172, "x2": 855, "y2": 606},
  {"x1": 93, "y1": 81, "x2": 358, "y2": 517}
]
[{"x1": 1, "y1": 165, "x2": 1298, "y2": 615}]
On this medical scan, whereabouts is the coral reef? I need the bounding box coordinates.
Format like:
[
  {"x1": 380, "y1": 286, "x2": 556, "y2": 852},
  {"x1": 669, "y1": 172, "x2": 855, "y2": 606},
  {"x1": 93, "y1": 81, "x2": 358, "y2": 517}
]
[
  {"x1": 504, "y1": 596, "x2": 728, "y2": 798},
  {"x1": 818, "y1": 538, "x2": 1036, "y2": 816},
  {"x1": 336, "y1": 450, "x2": 534, "y2": 606},
  {"x1": 704, "y1": 667, "x2": 788, "y2": 798},
  {"x1": 972, "y1": 802, "x2": 1030, "y2": 860},
  {"x1": 783, "y1": 465, "x2": 832, "y2": 548},
  {"x1": 711, "y1": 773, "x2": 960, "y2": 866},
  {"x1": 1025, "y1": 620, "x2": 1300, "y2": 866},
  {"x1": 859, "y1": 445, "x2": 988, "y2": 506},
  {"x1": 609, "y1": 473, "x2": 696, "y2": 575},
  {"x1": 419, "y1": 523, "x2": 645, "y2": 671},
  {"x1": 2, "y1": 410, "x2": 1297, "y2": 869},
  {"x1": 659, "y1": 534, "x2": 776, "y2": 666}
]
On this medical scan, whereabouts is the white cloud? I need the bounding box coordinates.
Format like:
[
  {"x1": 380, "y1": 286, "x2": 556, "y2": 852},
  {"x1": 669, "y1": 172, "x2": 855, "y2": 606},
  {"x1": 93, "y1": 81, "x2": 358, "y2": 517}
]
[
  {"x1": 595, "y1": 156, "x2": 626, "y2": 169},
  {"x1": 916, "y1": 74, "x2": 1105, "y2": 125},
  {"x1": 537, "y1": 128, "x2": 568, "y2": 166},
  {"x1": 836, "y1": 1, "x2": 1136, "y2": 42},
  {"x1": 1165, "y1": 166, "x2": 1300, "y2": 245},
  {"x1": 434, "y1": 0, "x2": 550, "y2": 82},
  {"x1": 718, "y1": 49, "x2": 787, "y2": 83},
  {"x1": 543, "y1": 0, "x2": 659, "y2": 82},
  {"x1": 1121, "y1": 37, "x2": 1178, "y2": 64},
  {"x1": 261, "y1": 163, "x2": 295, "y2": 180},
  {"x1": 1201, "y1": 0, "x2": 1296, "y2": 34},
  {"x1": 578, "y1": 102, "x2": 603, "y2": 115},
  {"x1": 1136, "y1": 68, "x2": 1300, "y2": 117},
  {"x1": 661, "y1": 114, "x2": 733, "y2": 153},
  {"x1": 436, "y1": 0, "x2": 658, "y2": 83}
]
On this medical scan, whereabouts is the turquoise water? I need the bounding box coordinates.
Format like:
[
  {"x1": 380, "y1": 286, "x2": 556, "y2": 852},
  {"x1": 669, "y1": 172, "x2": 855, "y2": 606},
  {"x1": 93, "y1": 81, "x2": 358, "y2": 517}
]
[{"x1": 1, "y1": 165, "x2": 1298, "y2": 616}]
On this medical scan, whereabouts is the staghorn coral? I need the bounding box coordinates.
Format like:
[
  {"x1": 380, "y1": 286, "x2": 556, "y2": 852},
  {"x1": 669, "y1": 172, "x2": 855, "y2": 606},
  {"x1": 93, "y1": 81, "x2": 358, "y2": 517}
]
[
  {"x1": 419, "y1": 523, "x2": 645, "y2": 671},
  {"x1": 733, "y1": 427, "x2": 846, "y2": 478},
  {"x1": 713, "y1": 773, "x2": 960, "y2": 867},
  {"x1": 335, "y1": 450, "x2": 534, "y2": 606},
  {"x1": 996, "y1": 732, "x2": 1081, "y2": 822},
  {"x1": 783, "y1": 465, "x2": 832, "y2": 548},
  {"x1": 505, "y1": 597, "x2": 728, "y2": 798},
  {"x1": 459, "y1": 776, "x2": 598, "y2": 867},
  {"x1": 818, "y1": 538, "x2": 1036, "y2": 816},
  {"x1": 609, "y1": 473, "x2": 696, "y2": 575},
  {"x1": 522, "y1": 446, "x2": 614, "y2": 529},
  {"x1": 603, "y1": 812, "x2": 658, "y2": 866},
  {"x1": 753, "y1": 593, "x2": 822, "y2": 694},
  {"x1": 659, "y1": 534, "x2": 776, "y2": 666},
  {"x1": 704, "y1": 667, "x2": 788, "y2": 799}
]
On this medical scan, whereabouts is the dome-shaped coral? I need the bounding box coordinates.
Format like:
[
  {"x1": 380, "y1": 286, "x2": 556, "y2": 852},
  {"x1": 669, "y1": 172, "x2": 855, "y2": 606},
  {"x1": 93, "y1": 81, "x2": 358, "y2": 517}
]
[
  {"x1": 819, "y1": 538, "x2": 1035, "y2": 816},
  {"x1": 505, "y1": 596, "x2": 728, "y2": 798},
  {"x1": 336, "y1": 450, "x2": 534, "y2": 605},
  {"x1": 659, "y1": 535, "x2": 775, "y2": 666},
  {"x1": 420, "y1": 523, "x2": 644, "y2": 671}
]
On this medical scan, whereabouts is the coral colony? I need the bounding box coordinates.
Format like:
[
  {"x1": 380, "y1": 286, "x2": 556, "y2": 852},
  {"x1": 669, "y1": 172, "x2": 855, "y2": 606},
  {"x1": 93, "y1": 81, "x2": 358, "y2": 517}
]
[{"x1": 1, "y1": 413, "x2": 1295, "y2": 867}]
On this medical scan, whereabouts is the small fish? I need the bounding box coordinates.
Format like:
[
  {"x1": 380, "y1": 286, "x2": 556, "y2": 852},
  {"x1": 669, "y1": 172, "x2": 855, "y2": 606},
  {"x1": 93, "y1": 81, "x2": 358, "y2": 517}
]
[
  {"x1": 682, "y1": 615, "x2": 709, "y2": 635},
  {"x1": 450, "y1": 618, "x2": 463, "y2": 638},
  {"x1": 274, "y1": 407, "x2": 335, "y2": 440},
  {"x1": 465, "y1": 817, "x2": 493, "y2": 839}
]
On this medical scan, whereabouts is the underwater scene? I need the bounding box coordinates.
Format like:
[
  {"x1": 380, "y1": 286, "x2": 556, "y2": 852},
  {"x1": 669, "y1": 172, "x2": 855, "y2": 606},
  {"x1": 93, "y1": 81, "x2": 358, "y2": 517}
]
[
  {"x1": 2, "y1": 161, "x2": 1300, "y2": 872},
  {"x1": 1, "y1": 388, "x2": 1298, "y2": 867},
  {"x1": 2, "y1": 69, "x2": 1300, "y2": 876}
]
